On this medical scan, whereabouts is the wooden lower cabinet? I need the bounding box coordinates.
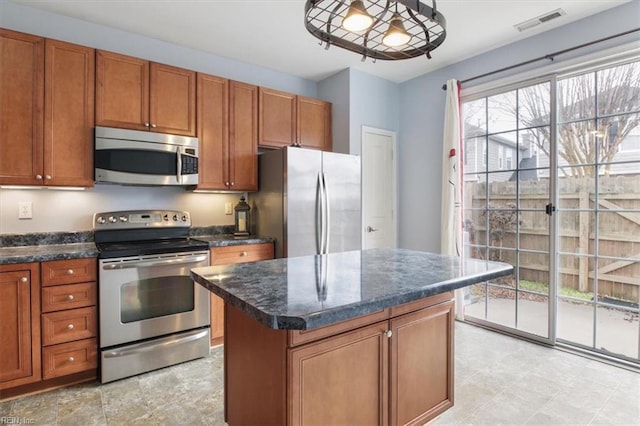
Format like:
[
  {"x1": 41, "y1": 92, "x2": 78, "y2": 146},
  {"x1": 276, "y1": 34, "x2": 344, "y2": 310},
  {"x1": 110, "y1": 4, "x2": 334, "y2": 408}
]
[
  {"x1": 224, "y1": 292, "x2": 454, "y2": 425},
  {"x1": 210, "y1": 243, "x2": 274, "y2": 346},
  {"x1": 0, "y1": 263, "x2": 41, "y2": 392}
]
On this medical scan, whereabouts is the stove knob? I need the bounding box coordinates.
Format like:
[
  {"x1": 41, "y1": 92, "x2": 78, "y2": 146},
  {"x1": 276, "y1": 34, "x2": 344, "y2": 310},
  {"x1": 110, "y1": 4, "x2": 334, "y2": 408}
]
[
  {"x1": 181, "y1": 215, "x2": 188, "y2": 222},
  {"x1": 163, "y1": 214, "x2": 169, "y2": 221},
  {"x1": 108, "y1": 216, "x2": 117, "y2": 223},
  {"x1": 96, "y1": 216, "x2": 106, "y2": 225},
  {"x1": 119, "y1": 216, "x2": 128, "y2": 222},
  {"x1": 173, "y1": 214, "x2": 178, "y2": 221}
]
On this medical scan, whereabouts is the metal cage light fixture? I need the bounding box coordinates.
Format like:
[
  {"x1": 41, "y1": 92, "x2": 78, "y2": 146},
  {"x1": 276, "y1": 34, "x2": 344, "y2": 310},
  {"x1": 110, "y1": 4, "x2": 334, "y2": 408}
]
[{"x1": 304, "y1": 0, "x2": 446, "y2": 61}]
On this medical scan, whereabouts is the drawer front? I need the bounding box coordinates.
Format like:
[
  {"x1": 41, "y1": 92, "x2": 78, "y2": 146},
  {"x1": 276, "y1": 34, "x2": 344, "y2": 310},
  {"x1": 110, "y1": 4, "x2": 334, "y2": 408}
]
[
  {"x1": 42, "y1": 307, "x2": 97, "y2": 346},
  {"x1": 42, "y1": 258, "x2": 96, "y2": 287},
  {"x1": 211, "y1": 243, "x2": 274, "y2": 265},
  {"x1": 42, "y1": 338, "x2": 97, "y2": 379},
  {"x1": 389, "y1": 292, "x2": 454, "y2": 318},
  {"x1": 42, "y1": 282, "x2": 97, "y2": 313}
]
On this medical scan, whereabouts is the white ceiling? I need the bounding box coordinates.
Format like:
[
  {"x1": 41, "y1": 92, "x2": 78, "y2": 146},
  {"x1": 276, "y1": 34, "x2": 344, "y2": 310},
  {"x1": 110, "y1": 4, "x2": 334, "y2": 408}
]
[{"x1": 8, "y1": 0, "x2": 632, "y2": 83}]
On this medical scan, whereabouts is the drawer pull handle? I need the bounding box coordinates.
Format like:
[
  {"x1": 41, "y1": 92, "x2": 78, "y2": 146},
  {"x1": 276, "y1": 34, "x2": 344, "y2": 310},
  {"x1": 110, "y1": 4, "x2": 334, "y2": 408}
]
[
  {"x1": 20, "y1": 277, "x2": 28, "y2": 283},
  {"x1": 68, "y1": 357, "x2": 75, "y2": 362},
  {"x1": 67, "y1": 269, "x2": 74, "y2": 275},
  {"x1": 67, "y1": 324, "x2": 75, "y2": 330},
  {"x1": 67, "y1": 294, "x2": 75, "y2": 301},
  {"x1": 240, "y1": 252, "x2": 248, "y2": 257}
]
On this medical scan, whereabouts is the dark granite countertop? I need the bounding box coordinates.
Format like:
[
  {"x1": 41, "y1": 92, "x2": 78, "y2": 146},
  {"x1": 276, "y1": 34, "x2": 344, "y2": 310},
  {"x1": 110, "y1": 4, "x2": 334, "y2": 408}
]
[
  {"x1": 0, "y1": 243, "x2": 99, "y2": 265},
  {"x1": 193, "y1": 235, "x2": 274, "y2": 247},
  {"x1": 191, "y1": 248, "x2": 513, "y2": 331}
]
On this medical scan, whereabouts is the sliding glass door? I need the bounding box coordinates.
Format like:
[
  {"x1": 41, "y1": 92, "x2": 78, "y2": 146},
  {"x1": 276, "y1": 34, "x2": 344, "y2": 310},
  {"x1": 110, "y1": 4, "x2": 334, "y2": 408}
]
[{"x1": 460, "y1": 57, "x2": 640, "y2": 365}]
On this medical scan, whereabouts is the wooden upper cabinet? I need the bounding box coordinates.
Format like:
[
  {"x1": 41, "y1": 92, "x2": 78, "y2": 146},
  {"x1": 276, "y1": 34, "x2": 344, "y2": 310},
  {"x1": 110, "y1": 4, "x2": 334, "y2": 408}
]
[
  {"x1": 0, "y1": 30, "x2": 94, "y2": 187},
  {"x1": 258, "y1": 87, "x2": 296, "y2": 149},
  {"x1": 96, "y1": 50, "x2": 196, "y2": 136},
  {"x1": 150, "y1": 63, "x2": 196, "y2": 136},
  {"x1": 197, "y1": 73, "x2": 229, "y2": 190},
  {"x1": 0, "y1": 263, "x2": 41, "y2": 391},
  {"x1": 229, "y1": 81, "x2": 258, "y2": 191},
  {"x1": 95, "y1": 50, "x2": 149, "y2": 131},
  {"x1": 0, "y1": 29, "x2": 44, "y2": 185},
  {"x1": 297, "y1": 96, "x2": 332, "y2": 151},
  {"x1": 44, "y1": 39, "x2": 95, "y2": 187}
]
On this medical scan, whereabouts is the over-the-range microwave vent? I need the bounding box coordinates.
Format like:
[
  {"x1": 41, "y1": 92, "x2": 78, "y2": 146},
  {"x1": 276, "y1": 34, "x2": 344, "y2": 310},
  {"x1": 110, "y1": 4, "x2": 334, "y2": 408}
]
[{"x1": 514, "y1": 8, "x2": 566, "y2": 32}]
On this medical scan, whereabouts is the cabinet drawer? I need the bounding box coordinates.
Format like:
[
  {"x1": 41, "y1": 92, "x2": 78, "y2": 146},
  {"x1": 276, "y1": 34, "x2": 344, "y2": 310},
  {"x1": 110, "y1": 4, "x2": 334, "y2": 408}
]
[
  {"x1": 42, "y1": 307, "x2": 97, "y2": 346},
  {"x1": 389, "y1": 292, "x2": 454, "y2": 318},
  {"x1": 42, "y1": 338, "x2": 97, "y2": 379},
  {"x1": 41, "y1": 282, "x2": 96, "y2": 313},
  {"x1": 211, "y1": 243, "x2": 274, "y2": 265},
  {"x1": 41, "y1": 258, "x2": 96, "y2": 287}
]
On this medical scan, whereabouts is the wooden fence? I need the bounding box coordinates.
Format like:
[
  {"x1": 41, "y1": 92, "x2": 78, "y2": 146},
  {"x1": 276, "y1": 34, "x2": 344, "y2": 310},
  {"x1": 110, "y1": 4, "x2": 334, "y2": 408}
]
[{"x1": 464, "y1": 176, "x2": 640, "y2": 303}]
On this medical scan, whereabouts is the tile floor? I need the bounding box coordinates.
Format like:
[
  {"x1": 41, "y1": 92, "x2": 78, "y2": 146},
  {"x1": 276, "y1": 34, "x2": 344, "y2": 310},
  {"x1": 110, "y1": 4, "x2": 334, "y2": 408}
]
[{"x1": 1, "y1": 322, "x2": 638, "y2": 425}]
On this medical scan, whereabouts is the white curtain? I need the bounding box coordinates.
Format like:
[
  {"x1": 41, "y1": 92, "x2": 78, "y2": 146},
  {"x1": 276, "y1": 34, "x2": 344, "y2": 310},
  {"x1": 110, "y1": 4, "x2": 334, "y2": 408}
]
[
  {"x1": 441, "y1": 79, "x2": 464, "y2": 319},
  {"x1": 441, "y1": 79, "x2": 462, "y2": 257}
]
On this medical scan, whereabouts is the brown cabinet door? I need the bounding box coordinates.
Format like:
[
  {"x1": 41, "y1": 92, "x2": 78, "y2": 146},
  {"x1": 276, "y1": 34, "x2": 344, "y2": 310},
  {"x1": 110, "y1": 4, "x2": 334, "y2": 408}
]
[
  {"x1": 297, "y1": 96, "x2": 332, "y2": 151},
  {"x1": 44, "y1": 40, "x2": 95, "y2": 187},
  {"x1": 229, "y1": 81, "x2": 258, "y2": 191},
  {"x1": 150, "y1": 62, "x2": 196, "y2": 136},
  {"x1": 209, "y1": 243, "x2": 274, "y2": 345},
  {"x1": 258, "y1": 87, "x2": 296, "y2": 149},
  {"x1": 0, "y1": 29, "x2": 44, "y2": 185},
  {"x1": 95, "y1": 50, "x2": 149, "y2": 131},
  {"x1": 197, "y1": 73, "x2": 229, "y2": 190},
  {"x1": 0, "y1": 264, "x2": 41, "y2": 390},
  {"x1": 389, "y1": 300, "x2": 454, "y2": 426},
  {"x1": 288, "y1": 320, "x2": 389, "y2": 426}
]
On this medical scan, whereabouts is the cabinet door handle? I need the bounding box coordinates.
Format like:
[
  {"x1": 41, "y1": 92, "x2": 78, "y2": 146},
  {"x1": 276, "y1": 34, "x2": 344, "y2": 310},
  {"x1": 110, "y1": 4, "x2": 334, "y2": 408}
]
[
  {"x1": 36, "y1": 174, "x2": 42, "y2": 180},
  {"x1": 67, "y1": 324, "x2": 75, "y2": 330},
  {"x1": 240, "y1": 252, "x2": 248, "y2": 257},
  {"x1": 230, "y1": 182, "x2": 235, "y2": 187},
  {"x1": 225, "y1": 181, "x2": 230, "y2": 187},
  {"x1": 67, "y1": 269, "x2": 74, "y2": 275},
  {"x1": 67, "y1": 294, "x2": 75, "y2": 301},
  {"x1": 151, "y1": 123, "x2": 157, "y2": 128},
  {"x1": 20, "y1": 277, "x2": 28, "y2": 283},
  {"x1": 385, "y1": 330, "x2": 393, "y2": 338},
  {"x1": 144, "y1": 122, "x2": 150, "y2": 127},
  {"x1": 45, "y1": 175, "x2": 52, "y2": 180},
  {"x1": 67, "y1": 357, "x2": 75, "y2": 363}
]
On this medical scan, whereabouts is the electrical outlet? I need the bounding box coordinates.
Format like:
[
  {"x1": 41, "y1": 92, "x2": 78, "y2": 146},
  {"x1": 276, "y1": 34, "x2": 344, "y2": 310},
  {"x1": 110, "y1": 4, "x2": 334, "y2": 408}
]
[
  {"x1": 225, "y1": 202, "x2": 233, "y2": 215},
  {"x1": 18, "y1": 202, "x2": 33, "y2": 219}
]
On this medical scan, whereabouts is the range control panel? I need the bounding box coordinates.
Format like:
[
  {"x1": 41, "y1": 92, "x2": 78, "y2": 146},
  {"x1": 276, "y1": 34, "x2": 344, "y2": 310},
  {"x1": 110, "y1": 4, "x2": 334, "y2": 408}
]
[{"x1": 93, "y1": 210, "x2": 191, "y2": 230}]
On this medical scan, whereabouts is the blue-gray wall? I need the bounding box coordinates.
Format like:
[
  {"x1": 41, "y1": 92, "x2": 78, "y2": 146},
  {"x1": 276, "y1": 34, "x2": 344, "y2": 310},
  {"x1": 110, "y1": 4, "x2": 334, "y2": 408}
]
[
  {"x1": 318, "y1": 69, "x2": 350, "y2": 154},
  {"x1": 398, "y1": 0, "x2": 640, "y2": 252}
]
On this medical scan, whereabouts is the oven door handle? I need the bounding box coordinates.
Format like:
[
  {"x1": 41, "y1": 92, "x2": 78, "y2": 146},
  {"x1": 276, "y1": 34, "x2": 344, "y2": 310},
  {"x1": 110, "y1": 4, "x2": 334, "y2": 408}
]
[
  {"x1": 103, "y1": 329, "x2": 209, "y2": 358},
  {"x1": 102, "y1": 254, "x2": 209, "y2": 270}
]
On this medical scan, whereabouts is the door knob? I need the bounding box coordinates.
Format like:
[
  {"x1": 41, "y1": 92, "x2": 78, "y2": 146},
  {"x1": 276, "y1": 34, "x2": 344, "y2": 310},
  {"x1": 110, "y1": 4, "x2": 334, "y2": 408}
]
[{"x1": 366, "y1": 226, "x2": 379, "y2": 233}]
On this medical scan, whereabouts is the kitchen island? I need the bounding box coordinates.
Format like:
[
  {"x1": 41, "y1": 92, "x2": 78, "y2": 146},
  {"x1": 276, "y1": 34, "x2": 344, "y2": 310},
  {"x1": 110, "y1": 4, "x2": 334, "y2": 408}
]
[{"x1": 191, "y1": 248, "x2": 512, "y2": 426}]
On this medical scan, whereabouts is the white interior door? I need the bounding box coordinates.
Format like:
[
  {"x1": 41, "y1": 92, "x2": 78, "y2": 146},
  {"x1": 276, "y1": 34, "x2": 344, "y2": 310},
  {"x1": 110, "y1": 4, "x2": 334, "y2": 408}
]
[{"x1": 362, "y1": 126, "x2": 397, "y2": 249}]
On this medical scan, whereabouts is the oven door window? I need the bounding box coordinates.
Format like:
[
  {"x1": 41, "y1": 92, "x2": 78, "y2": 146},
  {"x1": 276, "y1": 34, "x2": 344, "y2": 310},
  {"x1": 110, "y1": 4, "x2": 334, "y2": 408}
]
[
  {"x1": 96, "y1": 149, "x2": 178, "y2": 176},
  {"x1": 120, "y1": 275, "x2": 194, "y2": 323}
]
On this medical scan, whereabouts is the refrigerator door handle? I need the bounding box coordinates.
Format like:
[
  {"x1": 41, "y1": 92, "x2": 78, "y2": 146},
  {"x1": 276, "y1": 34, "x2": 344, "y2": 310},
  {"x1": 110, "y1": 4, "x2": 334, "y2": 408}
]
[
  {"x1": 316, "y1": 172, "x2": 324, "y2": 255},
  {"x1": 322, "y1": 172, "x2": 331, "y2": 254}
]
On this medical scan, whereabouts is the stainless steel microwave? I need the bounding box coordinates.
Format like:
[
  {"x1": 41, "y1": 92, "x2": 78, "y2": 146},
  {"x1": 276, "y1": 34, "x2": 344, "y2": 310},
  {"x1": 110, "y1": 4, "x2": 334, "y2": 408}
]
[{"x1": 95, "y1": 126, "x2": 199, "y2": 186}]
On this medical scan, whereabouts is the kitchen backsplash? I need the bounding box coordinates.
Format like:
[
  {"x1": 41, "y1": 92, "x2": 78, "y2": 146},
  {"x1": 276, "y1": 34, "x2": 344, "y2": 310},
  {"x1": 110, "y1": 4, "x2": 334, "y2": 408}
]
[{"x1": 0, "y1": 185, "x2": 245, "y2": 235}]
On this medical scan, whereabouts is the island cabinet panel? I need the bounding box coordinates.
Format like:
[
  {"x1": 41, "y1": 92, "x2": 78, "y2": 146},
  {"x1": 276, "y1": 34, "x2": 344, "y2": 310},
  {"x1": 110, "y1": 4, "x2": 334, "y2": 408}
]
[
  {"x1": 0, "y1": 30, "x2": 44, "y2": 186},
  {"x1": 210, "y1": 243, "x2": 274, "y2": 346},
  {"x1": 96, "y1": 50, "x2": 196, "y2": 136},
  {"x1": 288, "y1": 321, "x2": 389, "y2": 426},
  {"x1": 0, "y1": 263, "x2": 41, "y2": 391},
  {"x1": 223, "y1": 292, "x2": 454, "y2": 426},
  {"x1": 390, "y1": 300, "x2": 454, "y2": 426}
]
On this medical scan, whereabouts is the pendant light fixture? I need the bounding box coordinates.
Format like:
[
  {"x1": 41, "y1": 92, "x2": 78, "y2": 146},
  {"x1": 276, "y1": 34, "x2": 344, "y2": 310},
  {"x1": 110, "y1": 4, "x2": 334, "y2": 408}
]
[
  {"x1": 304, "y1": 0, "x2": 446, "y2": 61},
  {"x1": 342, "y1": 0, "x2": 374, "y2": 32}
]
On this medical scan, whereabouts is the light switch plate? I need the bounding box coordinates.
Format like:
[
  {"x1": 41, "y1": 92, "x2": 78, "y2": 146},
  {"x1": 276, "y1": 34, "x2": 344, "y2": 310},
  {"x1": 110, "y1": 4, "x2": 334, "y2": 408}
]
[
  {"x1": 225, "y1": 202, "x2": 233, "y2": 215},
  {"x1": 18, "y1": 202, "x2": 33, "y2": 219}
]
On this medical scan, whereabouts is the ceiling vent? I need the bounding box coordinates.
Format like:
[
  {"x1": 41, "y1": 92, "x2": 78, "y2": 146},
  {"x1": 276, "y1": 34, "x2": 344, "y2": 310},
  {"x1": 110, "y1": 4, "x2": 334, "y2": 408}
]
[{"x1": 514, "y1": 8, "x2": 566, "y2": 32}]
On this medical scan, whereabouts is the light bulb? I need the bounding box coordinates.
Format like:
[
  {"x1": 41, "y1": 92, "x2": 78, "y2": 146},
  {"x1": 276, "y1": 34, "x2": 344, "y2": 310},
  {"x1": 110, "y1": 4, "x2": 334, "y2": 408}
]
[
  {"x1": 342, "y1": 0, "x2": 373, "y2": 32},
  {"x1": 382, "y1": 12, "x2": 411, "y2": 47}
]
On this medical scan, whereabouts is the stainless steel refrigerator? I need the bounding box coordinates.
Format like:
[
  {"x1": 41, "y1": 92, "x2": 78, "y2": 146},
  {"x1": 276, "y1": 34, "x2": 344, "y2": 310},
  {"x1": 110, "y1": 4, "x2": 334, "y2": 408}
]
[{"x1": 253, "y1": 147, "x2": 361, "y2": 258}]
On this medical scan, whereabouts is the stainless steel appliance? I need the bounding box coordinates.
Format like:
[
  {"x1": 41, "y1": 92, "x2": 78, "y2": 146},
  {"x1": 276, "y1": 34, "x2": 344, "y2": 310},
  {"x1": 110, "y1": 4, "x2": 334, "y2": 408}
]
[
  {"x1": 94, "y1": 210, "x2": 210, "y2": 383},
  {"x1": 253, "y1": 147, "x2": 361, "y2": 258},
  {"x1": 95, "y1": 126, "x2": 199, "y2": 186}
]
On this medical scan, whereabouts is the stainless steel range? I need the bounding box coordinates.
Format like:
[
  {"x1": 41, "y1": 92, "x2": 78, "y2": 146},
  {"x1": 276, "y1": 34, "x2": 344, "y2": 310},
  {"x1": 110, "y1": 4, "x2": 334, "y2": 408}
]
[{"x1": 94, "y1": 210, "x2": 210, "y2": 383}]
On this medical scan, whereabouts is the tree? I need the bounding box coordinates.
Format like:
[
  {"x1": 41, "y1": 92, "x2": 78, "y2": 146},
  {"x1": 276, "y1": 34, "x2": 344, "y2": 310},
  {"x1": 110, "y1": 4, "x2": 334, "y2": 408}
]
[{"x1": 512, "y1": 60, "x2": 640, "y2": 177}]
